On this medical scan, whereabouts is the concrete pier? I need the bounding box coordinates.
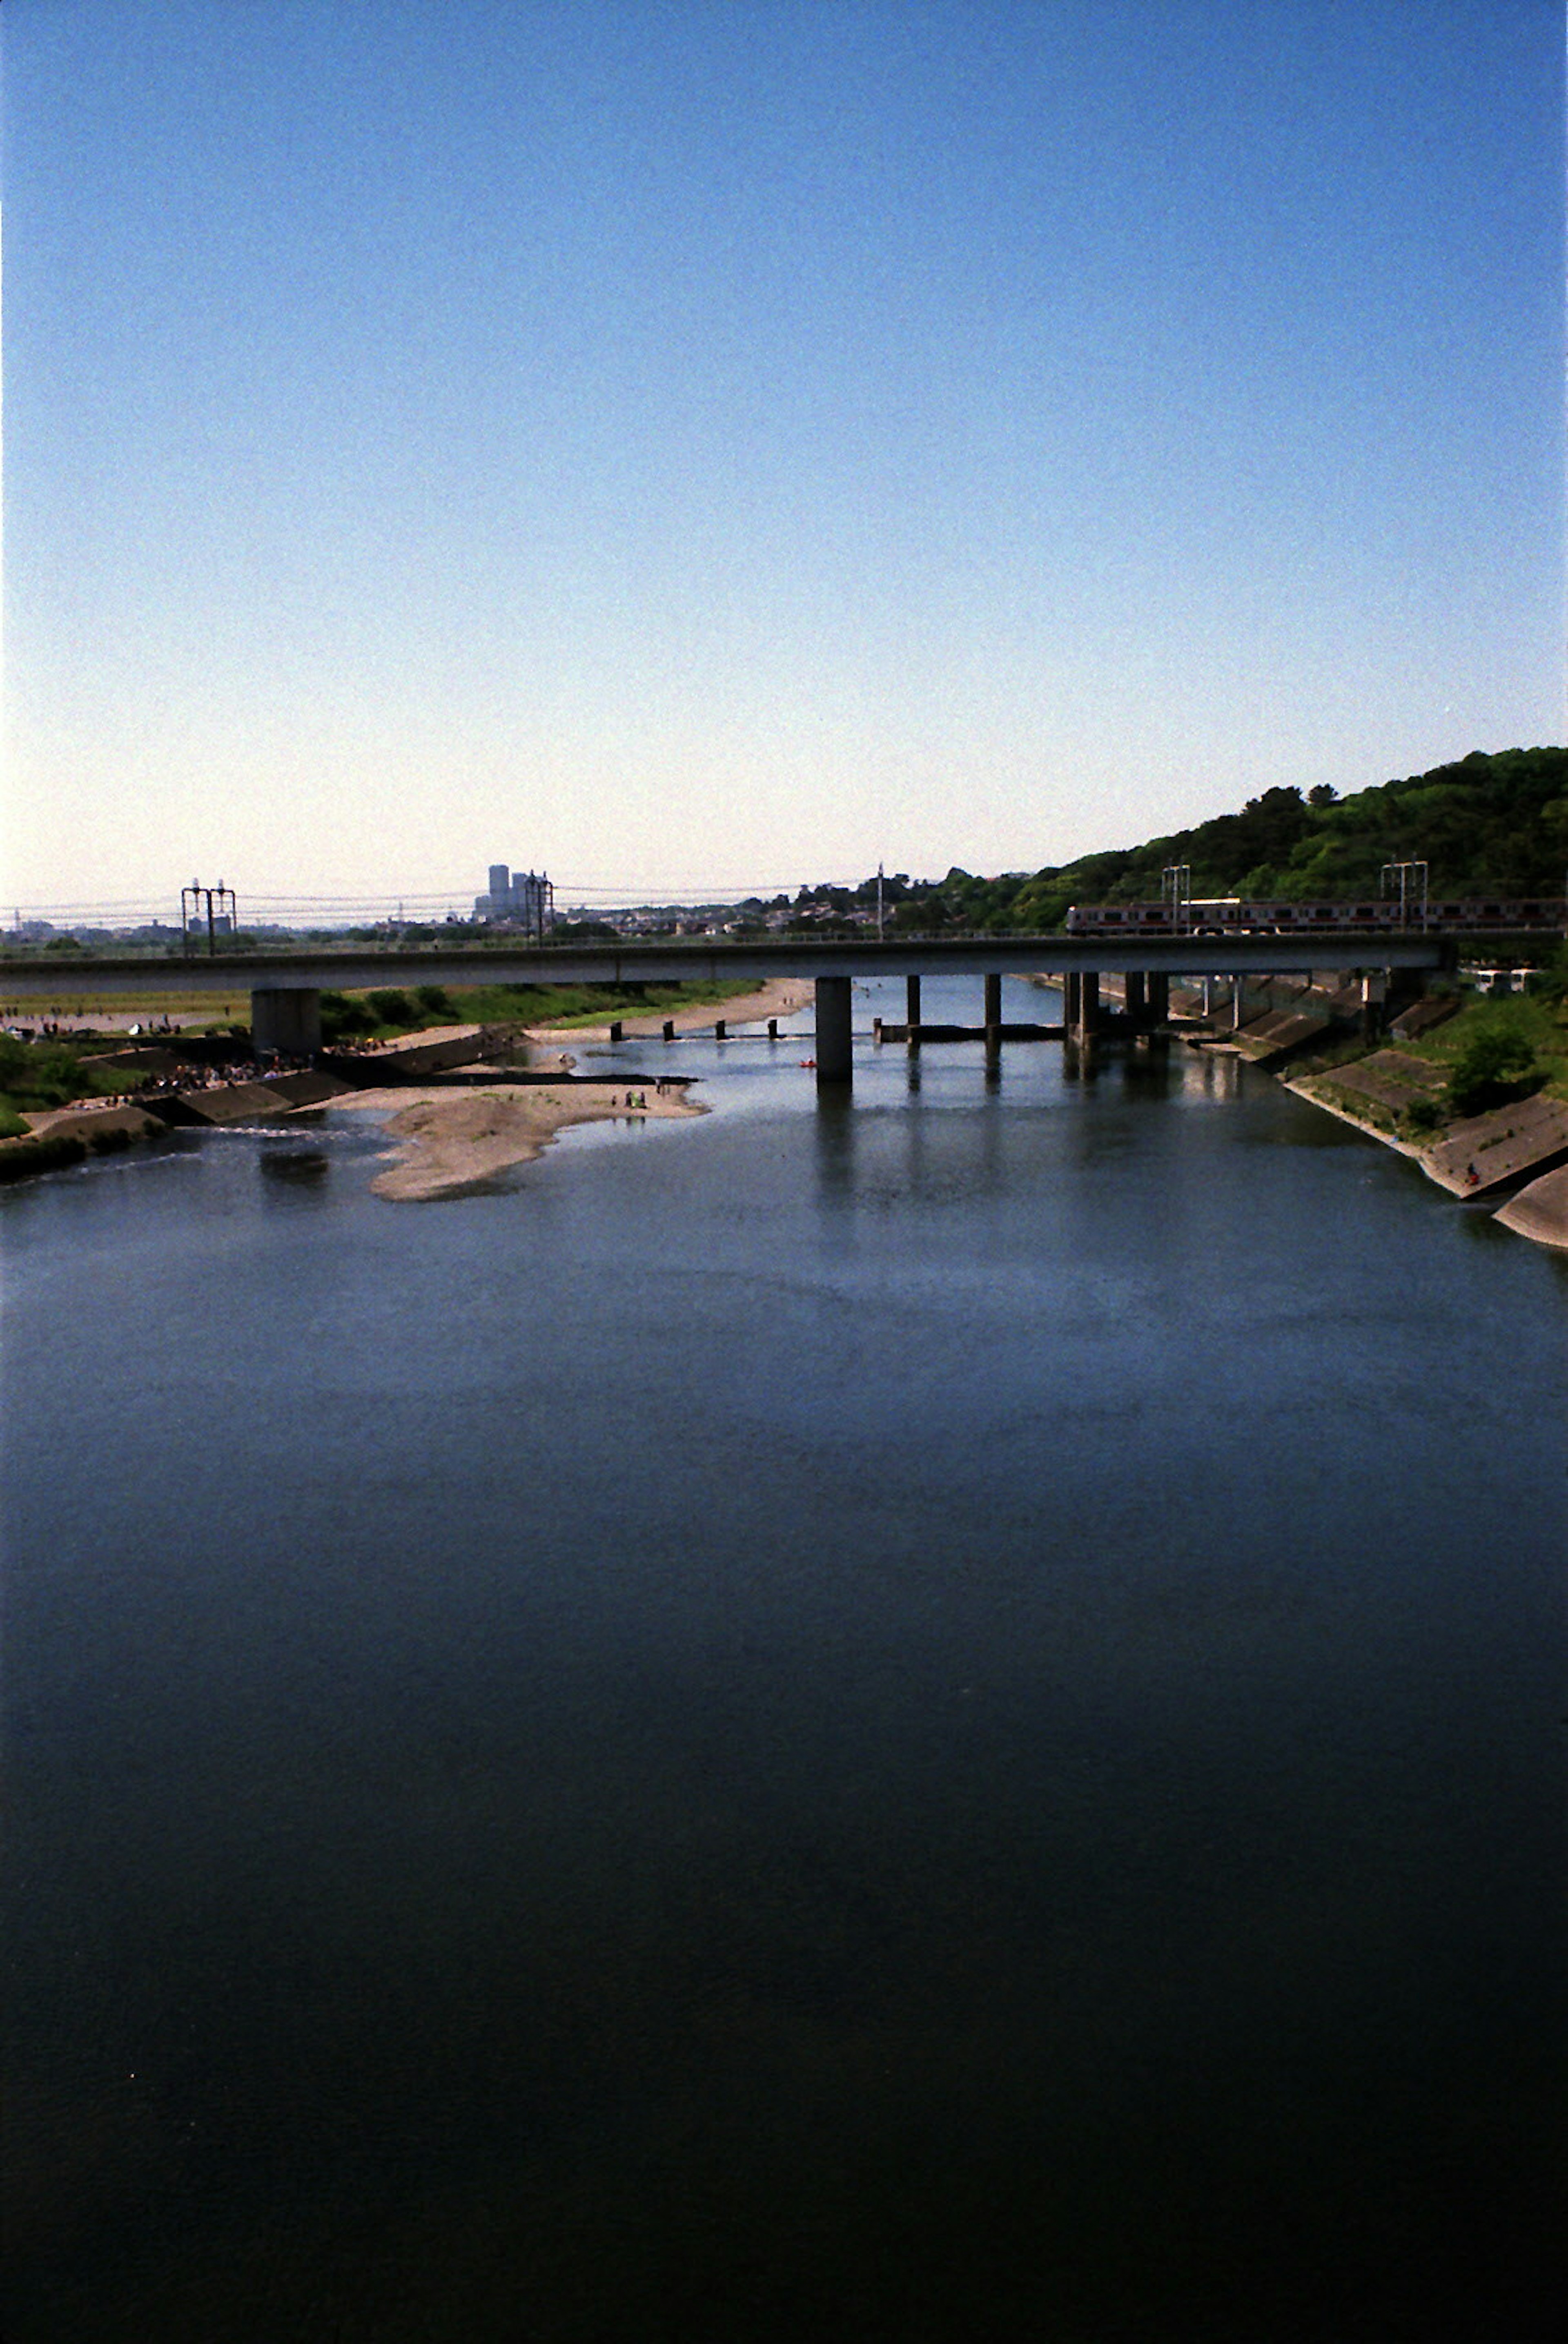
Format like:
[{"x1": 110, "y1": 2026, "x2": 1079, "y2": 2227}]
[
  {"x1": 1075, "y1": 973, "x2": 1101, "y2": 1047},
  {"x1": 815, "y1": 975, "x2": 853, "y2": 1085},
  {"x1": 251, "y1": 986, "x2": 321, "y2": 1056}
]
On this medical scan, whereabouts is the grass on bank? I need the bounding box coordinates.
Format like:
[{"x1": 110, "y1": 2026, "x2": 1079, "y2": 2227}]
[
  {"x1": 3, "y1": 976, "x2": 768, "y2": 1051},
  {"x1": 0, "y1": 1035, "x2": 125, "y2": 1134},
  {"x1": 1297, "y1": 959, "x2": 1568, "y2": 1140},
  {"x1": 319, "y1": 978, "x2": 756, "y2": 1041}
]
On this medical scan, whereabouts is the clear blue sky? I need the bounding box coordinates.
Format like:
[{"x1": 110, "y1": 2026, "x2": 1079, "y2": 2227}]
[{"x1": 3, "y1": 0, "x2": 1563, "y2": 916}]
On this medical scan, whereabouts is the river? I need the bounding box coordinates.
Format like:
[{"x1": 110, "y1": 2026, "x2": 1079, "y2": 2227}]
[{"x1": 4, "y1": 976, "x2": 1564, "y2": 2341}]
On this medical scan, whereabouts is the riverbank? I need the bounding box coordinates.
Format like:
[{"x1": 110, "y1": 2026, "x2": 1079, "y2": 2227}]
[
  {"x1": 1281, "y1": 1070, "x2": 1568, "y2": 1251},
  {"x1": 526, "y1": 975, "x2": 815, "y2": 1044},
  {"x1": 1494, "y1": 1165, "x2": 1568, "y2": 1251},
  {"x1": 329, "y1": 1081, "x2": 705, "y2": 1200}
]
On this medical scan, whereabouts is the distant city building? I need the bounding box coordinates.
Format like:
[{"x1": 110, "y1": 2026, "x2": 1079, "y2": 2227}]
[{"x1": 474, "y1": 865, "x2": 554, "y2": 935}]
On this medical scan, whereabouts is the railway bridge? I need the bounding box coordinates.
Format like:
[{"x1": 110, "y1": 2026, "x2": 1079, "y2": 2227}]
[{"x1": 0, "y1": 928, "x2": 1485, "y2": 1081}]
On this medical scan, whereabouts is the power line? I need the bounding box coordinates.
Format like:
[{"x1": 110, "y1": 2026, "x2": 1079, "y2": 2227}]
[{"x1": 4, "y1": 875, "x2": 844, "y2": 923}]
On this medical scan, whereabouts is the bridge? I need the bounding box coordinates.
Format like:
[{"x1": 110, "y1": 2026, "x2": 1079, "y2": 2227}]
[{"x1": 0, "y1": 929, "x2": 1473, "y2": 1081}]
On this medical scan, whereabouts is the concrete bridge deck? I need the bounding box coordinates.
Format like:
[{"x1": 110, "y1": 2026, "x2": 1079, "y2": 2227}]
[
  {"x1": 0, "y1": 929, "x2": 1476, "y2": 1081},
  {"x1": 0, "y1": 930, "x2": 1459, "y2": 998}
]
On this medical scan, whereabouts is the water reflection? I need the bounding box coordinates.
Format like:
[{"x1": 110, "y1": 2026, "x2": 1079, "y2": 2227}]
[
  {"x1": 258, "y1": 1145, "x2": 331, "y2": 1194},
  {"x1": 812, "y1": 1088, "x2": 857, "y2": 1205},
  {"x1": 1118, "y1": 1045, "x2": 1177, "y2": 1098}
]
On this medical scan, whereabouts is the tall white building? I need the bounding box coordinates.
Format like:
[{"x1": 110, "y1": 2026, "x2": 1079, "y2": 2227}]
[{"x1": 474, "y1": 865, "x2": 553, "y2": 933}]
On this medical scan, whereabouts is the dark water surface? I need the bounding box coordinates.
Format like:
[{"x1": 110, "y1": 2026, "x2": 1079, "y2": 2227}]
[{"x1": 5, "y1": 984, "x2": 1565, "y2": 2340}]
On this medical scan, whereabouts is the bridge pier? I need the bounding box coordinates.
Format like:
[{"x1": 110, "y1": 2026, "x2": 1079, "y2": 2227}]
[
  {"x1": 251, "y1": 986, "x2": 321, "y2": 1056},
  {"x1": 815, "y1": 975, "x2": 853, "y2": 1085},
  {"x1": 1145, "y1": 971, "x2": 1169, "y2": 1025},
  {"x1": 1125, "y1": 970, "x2": 1147, "y2": 1026},
  {"x1": 1383, "y1": 966, "x2": 1428, "y2": 1025},
  {"x1": 1075, "y1": 972, "x2": 1101, "y2": 1047}
]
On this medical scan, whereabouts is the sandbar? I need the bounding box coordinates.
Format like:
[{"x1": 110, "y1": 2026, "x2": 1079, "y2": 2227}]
[
  {"x1": 329, "y1": 1081, "x2": 704, "y2": 1201},
  {"x1": 526, "y1": 974, "x2": 815, "y2": 1043}
]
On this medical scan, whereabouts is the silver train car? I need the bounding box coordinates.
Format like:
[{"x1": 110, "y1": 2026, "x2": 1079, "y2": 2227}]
[{"x1": 1064, "y1": 898, "x2": 1568, "y2": 937}]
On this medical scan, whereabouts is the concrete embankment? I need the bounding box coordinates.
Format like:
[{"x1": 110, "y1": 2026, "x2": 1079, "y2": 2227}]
[
  {"x1": 0, "y1": 1102, "x2": 166, "y2": 1183},
  {"x1": 1284, "y1": 1067, "x2": 1568, "y2": 1252},
  {"x1": 147, "y1": 1071, "x2": 357, "y2": 1125},
  {"x1": 321, "y1": 1024, "x2": 524, "y2": 1084},
  {"x1": 1494, "y1": 1165, "x2": 1568, "y2": 1251},
  {"x1": 1418, "y1": 1094, "x2": 1568, "y2": 1198},
  {"x1": 2, "y1": 1073, "x2": 359, "y2": 1179}
]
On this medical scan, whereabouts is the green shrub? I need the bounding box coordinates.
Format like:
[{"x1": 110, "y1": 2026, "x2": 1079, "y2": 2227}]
[
  {"x1": 0, "y1": 1035, "x2": 95, "y2": 1110},
  {"x1": 1401, "y1": 1096, "x2": 1444, "y2": 1138},
  {"x1": 366, "y1": 988, "x2": 416, "y2": 1027},
  {"x1": 319, "y1": 990, "x2": 377, "y2": 1041},
  {"x1": 415, "y1": 983, "x2": 454, "y2": 1016},
  {"x1": 1446, "y1": 1014, "x2": 1543, "y2": 1118}
]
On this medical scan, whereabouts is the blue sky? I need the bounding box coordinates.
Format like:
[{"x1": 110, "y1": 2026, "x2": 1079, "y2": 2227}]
[{"x1": 3, "y1": 0, "x2": 1562, "y2": 917}]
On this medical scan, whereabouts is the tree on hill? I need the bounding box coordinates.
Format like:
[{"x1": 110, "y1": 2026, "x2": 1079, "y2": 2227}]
[{"x1": 942, "y1": 746, "x2": 1568, "y2": 931}]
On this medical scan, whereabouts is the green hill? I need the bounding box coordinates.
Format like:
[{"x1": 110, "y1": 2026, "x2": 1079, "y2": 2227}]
[{"x1": 880, "y1": 746, "x2": 1568, "y2": 935}]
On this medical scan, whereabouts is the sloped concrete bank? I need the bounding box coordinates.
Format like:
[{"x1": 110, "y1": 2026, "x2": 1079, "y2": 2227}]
[
  {"x1": 1495, "y1": 1165, "x2": 1568, "y2": 1252},
  {"x1": 1283, "y1": 1071, "x2": 1568, "y2": 1253}
]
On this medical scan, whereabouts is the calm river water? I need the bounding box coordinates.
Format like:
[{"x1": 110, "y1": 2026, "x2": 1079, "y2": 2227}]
[{"x1": 4, "y1": 977, "x2": 1564, "y2": 2341}]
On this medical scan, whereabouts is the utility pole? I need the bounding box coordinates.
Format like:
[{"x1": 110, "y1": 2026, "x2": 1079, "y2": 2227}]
[
  {"x1": 1161, "y1": 865, "x2": 1192, "y2": 927},
  {"x1": 877, "y1": 863, "x2": 884, "y2": 940},
  {"x1": 181, "y1": 880, "x2": 237, "y2": 958},
  {"x1": 1380, "y1": 860, "x2": 1428, "y2": 927}
]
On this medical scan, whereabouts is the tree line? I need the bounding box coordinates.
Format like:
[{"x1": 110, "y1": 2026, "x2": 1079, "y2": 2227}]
[{"x1": 787, "y1": 746, "x2": 1568, "y2": 936}]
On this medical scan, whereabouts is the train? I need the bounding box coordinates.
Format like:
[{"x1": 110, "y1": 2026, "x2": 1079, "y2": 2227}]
[{"x1": 1064, "y1": 898, "x2": 1568, "y2": 938}]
